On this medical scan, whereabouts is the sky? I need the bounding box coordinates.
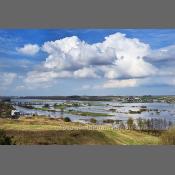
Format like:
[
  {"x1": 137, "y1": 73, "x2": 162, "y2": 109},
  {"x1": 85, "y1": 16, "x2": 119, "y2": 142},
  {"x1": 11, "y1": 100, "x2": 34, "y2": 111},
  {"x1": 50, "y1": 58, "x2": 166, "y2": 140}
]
[{"x1": 1, "y1": 29, "x2": 175, "y2": 96}]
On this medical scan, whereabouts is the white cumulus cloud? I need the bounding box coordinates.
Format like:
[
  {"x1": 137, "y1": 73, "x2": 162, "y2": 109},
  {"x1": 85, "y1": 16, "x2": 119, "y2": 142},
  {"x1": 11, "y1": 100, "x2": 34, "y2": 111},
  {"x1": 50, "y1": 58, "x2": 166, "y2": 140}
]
[
  {"x1": 39, "y1": 33, "x2": 157, "y2": 79},
  {"x1": 22, "y1": 32, "x2": 173, "y2": 89},
  {"x1": 17, "y1": 44, "x2": 40, "y2": 56}
]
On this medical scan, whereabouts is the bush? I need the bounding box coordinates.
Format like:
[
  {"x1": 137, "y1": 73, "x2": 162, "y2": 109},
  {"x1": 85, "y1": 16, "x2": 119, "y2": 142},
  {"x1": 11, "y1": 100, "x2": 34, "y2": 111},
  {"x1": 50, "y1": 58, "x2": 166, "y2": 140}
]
[
  {"x1": 43, "y1": 104, "x2": 49, "y2": 108},
  {"x1": 160, "y1": 127, "x2": 175, "y2": 145},
  {"x1": 103, "y1": 119, "x2": 114, "y2": 123},
  {"x1": 127, "y1": 117, "x2": 134, "y2": 130},
  {"x1": 0, "y1": 102, "x2": 14, "y2": 118},
  {"x1": 0, "y1": 130, "x2": 13, "y2": 145},
  {"x1": 109, "y1": 108, "x2": 116, "y2": 112},
  {"x1": 90, "y1": 118, "x2": 97, "y2": 123},
  {"x1": 63, "y1": 117, "x2": 71, "y2": 122}
]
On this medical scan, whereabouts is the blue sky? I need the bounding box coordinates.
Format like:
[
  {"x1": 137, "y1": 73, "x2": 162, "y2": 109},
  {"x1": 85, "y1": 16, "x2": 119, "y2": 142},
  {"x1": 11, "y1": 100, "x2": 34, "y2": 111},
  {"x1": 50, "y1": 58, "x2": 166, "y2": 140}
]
[{"x1": 1, "y1": 29, "x2": 175, "y2": 96}]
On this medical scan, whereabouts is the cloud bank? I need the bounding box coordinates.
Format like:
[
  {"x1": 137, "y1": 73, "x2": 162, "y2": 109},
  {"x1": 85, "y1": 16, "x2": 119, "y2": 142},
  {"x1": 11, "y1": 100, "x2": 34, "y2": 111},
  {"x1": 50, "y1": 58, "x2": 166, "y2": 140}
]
[{"x1": 4, "y1": 32, "x2": 175, "y2": 92}]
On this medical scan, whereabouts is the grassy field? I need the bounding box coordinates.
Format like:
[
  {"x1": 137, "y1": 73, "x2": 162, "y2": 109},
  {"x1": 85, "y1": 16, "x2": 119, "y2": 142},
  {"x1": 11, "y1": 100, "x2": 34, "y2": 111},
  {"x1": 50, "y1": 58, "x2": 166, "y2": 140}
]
[
  {"x1": 67, "y1": 110, "x2": 113, "y2": 117},
  {"x1": 0, "y1": 116, "x2": 160, "y2": 145}
]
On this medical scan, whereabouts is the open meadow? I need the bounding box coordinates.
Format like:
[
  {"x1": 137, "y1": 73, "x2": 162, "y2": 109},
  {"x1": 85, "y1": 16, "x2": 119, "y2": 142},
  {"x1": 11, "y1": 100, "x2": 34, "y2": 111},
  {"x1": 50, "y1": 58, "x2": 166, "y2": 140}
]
[{"x1": 0, "y1": 116, "x2": 160, "y2": 145}]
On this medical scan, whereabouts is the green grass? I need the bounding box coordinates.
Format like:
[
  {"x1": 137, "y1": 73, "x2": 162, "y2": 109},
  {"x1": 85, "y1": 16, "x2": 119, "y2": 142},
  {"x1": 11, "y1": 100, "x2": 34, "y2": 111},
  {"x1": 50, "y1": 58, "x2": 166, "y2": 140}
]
[
  {"x1": 54, "y1": 102, "x2": 81, "y2": 109},
  {"x1": 102, "y1": 130, "x2": 159, "y2": 145},
  {"x1": 67, "y1": 110, "x2": 113, "y2": 117},
  {"x1": 0, "y1": 116, "x2": 160, "y2": 145},
  {"x1": 34, "y1": 107, "x2": 56, "y2": 112}
]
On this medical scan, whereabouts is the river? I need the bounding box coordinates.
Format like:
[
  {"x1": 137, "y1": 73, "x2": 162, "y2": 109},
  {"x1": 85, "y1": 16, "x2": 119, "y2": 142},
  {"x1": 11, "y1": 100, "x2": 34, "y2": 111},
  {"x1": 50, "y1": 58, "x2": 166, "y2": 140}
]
[{"x1": 11, "y1": 98, "x2": 175, "y2": 124}]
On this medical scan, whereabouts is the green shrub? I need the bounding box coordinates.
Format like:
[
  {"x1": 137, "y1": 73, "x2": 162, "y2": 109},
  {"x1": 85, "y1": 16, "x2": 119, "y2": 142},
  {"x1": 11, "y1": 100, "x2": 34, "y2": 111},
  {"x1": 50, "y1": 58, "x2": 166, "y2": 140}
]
[
  {"x1": 63, "y1": 117, "x2": 71, "y2": 122},
  {"x1": 0, "y1": 102, "x2": 14, "y2": 118},
  {"x1": 109, "y1": 108, "x2": 116, "y2": 112},
  {"x1": 103, "y1": 119, "x2": 115, "y2": 123},
  {"x1": 90, "y1": 118, "x2": 97, "y2": 123},
  {"x1": 0, "y1": 130, "x2": 13, "y2": 145}
]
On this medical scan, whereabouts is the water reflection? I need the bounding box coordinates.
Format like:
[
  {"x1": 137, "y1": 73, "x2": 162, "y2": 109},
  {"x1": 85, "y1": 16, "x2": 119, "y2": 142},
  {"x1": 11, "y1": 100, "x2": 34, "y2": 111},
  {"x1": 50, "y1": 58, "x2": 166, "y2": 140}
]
[{"x1": 12, "y1": 99, "x2": 175, "y2": 123}]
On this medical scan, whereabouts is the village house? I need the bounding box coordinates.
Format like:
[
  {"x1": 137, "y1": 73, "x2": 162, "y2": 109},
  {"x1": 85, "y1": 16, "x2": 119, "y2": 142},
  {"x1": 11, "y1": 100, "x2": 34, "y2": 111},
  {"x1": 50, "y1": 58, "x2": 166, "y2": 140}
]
[{"x1": 11, "y1": 110, "x2": 20, "y2": 119}]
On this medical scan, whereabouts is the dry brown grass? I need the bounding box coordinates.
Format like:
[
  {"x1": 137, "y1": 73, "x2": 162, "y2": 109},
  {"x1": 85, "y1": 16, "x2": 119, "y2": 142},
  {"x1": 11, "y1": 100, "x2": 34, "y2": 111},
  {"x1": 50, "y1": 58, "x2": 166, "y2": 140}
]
[{"x1": 0, "y1": 116, "x2": 160, "y2": 145}]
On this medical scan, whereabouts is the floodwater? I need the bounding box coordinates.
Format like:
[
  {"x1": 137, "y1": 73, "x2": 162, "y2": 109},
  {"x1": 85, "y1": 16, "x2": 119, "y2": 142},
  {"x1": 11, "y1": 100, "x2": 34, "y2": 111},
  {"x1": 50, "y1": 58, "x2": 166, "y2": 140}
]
[{"x1": 11, "y1": 99, "x2": 175, "y2": 124}]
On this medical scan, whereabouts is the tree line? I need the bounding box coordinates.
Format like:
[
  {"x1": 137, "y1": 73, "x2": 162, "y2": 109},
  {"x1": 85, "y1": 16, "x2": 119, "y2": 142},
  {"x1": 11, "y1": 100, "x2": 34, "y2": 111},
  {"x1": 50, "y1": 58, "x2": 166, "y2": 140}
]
[{"x1": 117, "y1": 117, "x2": 173, "y2": 131}]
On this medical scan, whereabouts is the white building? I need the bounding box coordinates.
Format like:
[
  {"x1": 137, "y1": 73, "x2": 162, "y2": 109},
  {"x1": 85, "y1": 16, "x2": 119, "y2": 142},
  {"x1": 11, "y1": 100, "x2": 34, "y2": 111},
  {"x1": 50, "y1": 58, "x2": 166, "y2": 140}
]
[{"x1": 11, "y1": 110, "x2": 20, "y2": 118}]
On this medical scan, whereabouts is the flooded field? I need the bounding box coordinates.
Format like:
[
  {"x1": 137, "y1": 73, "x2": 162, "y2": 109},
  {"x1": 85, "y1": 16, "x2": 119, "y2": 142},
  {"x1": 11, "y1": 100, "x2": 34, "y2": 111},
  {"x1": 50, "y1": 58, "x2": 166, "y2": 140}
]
[{"x1": 11, "y1": 98, "x2": 175, "y2": 124}]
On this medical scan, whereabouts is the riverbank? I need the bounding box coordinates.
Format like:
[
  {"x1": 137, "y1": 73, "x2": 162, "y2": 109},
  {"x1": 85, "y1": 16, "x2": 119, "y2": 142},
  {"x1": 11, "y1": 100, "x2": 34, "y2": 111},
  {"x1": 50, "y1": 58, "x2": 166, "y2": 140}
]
[{"x1": 0, "y1": 116, "x2": 160, "y2": 145}]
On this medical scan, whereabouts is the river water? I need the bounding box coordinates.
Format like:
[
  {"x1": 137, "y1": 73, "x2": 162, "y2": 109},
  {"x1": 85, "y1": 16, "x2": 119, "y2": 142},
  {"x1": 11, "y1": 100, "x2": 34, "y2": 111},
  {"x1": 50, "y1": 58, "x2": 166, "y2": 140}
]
[{"x1": 11, "y1": 99, "x2": 175, "y2": 124}]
